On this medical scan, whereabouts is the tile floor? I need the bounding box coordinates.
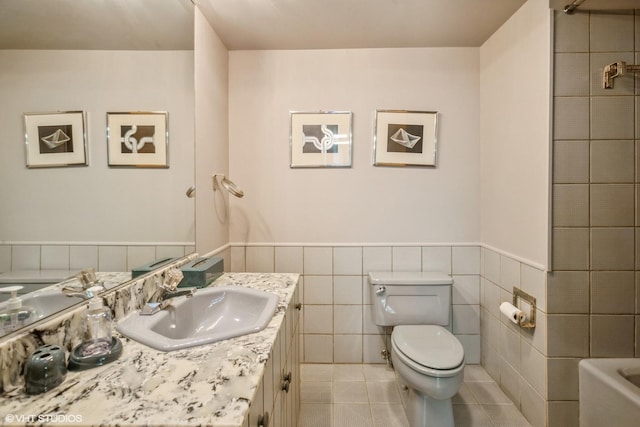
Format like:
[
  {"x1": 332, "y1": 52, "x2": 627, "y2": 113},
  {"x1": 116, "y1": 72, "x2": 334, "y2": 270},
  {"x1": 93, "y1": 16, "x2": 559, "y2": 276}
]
[{"x1": 298, "y1": 364, "x2": 532, "y2": 427}]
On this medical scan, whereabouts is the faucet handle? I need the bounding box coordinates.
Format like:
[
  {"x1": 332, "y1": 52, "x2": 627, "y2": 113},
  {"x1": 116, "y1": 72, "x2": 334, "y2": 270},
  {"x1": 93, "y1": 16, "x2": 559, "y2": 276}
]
[
  {"x1": 76, "y1": 268, "x2": 97, "y2": 287},
  {"x1": 162, "y1": 268, "x2": 184, "y2": 291},
  {"x1": 63, "y1": 285, "x2": 103, "y2": 300}
]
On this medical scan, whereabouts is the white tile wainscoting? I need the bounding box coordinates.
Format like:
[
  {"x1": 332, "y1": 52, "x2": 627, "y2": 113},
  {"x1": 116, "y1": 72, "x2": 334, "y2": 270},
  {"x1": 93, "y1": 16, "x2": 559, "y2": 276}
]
[
  {"x1": 230, "y1": 244, "x2": 484, "y2": 365},
  {"x1": 0, "y1": 243, "x2": 196, "y2": 273},
  {"x1": 232, "y1": 243, "x2": 546, "y2": 426},
  {"x1": 480, "y1": 247, "x2": 547, "y2": 427}
]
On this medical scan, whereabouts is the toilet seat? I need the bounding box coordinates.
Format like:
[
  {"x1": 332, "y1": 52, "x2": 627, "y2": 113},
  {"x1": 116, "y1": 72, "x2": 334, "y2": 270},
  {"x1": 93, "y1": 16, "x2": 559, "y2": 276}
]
[{"x1": 392, "y1": 325, "x2": 464, "y2": 378}]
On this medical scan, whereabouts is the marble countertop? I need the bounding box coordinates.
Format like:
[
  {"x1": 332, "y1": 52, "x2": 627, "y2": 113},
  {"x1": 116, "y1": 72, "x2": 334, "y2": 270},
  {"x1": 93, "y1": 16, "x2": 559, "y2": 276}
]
[{"x1": 0, "y1": 273, "x2": 298, "y2": 427}]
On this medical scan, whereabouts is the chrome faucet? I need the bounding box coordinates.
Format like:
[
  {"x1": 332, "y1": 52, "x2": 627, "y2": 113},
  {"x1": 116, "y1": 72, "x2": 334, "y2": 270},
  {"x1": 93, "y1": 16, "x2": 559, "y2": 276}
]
[
  {"x1": 61, "y1": 268, "x2": 103, "y2": 296},
  {"x1": 150, "y1": 287, "x2": 196, "y2": 303},
  {"x1": 141, "y1": 268, "x2": 196, "y2": 315}
]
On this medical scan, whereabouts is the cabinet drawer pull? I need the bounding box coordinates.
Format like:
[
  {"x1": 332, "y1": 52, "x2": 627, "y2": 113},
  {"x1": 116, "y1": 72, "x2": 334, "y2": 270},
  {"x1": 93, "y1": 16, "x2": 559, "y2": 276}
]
[
  {"x1": 257, "y1": 412, "x2": 269, "y2": 427},
  {"x1": 281, "y1": 380, "x2": 290, "y2": 392},
  {"x1": 295, "y1": 302, "x2": 302, "y2": 310}
]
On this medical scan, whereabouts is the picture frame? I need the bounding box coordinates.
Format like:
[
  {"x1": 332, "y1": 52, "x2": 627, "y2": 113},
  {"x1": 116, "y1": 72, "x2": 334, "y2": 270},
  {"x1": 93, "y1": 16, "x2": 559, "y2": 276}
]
[
  {"x1": 373, "y1": 110, "x2": 439, "y2": 167},
  {"x1": 107, "y1": 111, "x2": 169, "y2": 168},
  {"x1": 290, "y1": 111, "x2": 352, "y2": 168},
  {"x1": 24, "y1": 111, "x2": 88, "y2": 168}
]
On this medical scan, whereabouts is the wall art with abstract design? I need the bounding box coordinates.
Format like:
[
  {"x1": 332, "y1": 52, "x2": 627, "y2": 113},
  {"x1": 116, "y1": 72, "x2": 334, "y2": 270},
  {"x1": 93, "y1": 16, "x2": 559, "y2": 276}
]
[
  {"x1": 373, "y1": 110, "x2": 438, "y2": 167},
  {"x1": 24, "y1": 111, "x2": 88, "y2": 168},
  {"x1": 290, "y1": 111, "x2": 352, "y2": 168},
  {"x1": 107, "y1": 111, "x2": 168, "y2": 168}
]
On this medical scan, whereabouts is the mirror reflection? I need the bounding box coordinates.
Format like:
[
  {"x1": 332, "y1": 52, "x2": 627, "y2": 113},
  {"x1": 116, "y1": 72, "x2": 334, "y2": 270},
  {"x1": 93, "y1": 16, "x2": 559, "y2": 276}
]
[
  {"x1": 0, "y1": 270, "x2": 131, "y2": 335},
  {"x1": 0, "y1": 0, "x2": 196, "y2": 337}
]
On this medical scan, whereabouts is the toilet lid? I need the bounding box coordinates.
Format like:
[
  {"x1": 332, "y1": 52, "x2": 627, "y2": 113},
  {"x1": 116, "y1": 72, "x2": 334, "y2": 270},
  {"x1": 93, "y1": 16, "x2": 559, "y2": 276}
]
[{"x1": 392, "y1": 325, "x2": 464, "y2": 370}]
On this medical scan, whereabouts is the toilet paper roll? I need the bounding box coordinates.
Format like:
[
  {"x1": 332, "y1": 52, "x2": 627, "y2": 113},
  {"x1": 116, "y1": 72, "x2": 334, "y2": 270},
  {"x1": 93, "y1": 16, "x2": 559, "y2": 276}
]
[{"x1": 500, "y1": 302, "x2": 527, "y2": 325}]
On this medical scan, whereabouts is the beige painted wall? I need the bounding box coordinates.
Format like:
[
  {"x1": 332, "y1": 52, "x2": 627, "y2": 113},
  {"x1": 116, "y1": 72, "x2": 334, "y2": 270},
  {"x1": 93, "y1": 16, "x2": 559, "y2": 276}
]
[
  {"x1": 228, "y1": 47, "x2": 481, "y2": 245},
  {"x1": 0, "y1": 50, "x2": 195, "y2": 244},
  {"x1": 194, "y1": 7, "x2": 230, "y2": 254},
  {"x1": 479, "y1": 0, "x2": 552, "y2": 268}
]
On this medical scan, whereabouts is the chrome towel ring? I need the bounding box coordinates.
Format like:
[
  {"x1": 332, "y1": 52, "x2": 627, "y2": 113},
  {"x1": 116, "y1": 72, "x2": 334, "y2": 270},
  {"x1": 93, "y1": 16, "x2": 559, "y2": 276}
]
[{"x1": 212, "y1": 173, "x2": 244, "y2": 198}]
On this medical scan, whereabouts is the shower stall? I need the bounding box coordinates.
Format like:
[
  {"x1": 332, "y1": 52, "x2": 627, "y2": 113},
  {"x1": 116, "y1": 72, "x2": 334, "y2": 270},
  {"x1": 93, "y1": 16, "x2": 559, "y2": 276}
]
[{"x1": 548, "y1": 1, "x2": 640, "y2": 425}]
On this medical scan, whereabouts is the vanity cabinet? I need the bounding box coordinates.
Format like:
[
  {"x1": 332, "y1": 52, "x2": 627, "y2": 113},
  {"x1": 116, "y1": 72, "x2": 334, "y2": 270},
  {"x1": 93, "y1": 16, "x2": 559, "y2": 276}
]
[
  {"x1": 247, "y1": 380, "x2": 264, "y2": 427},
  {"x1": 0, "y1": 273, "x2": 299, "y2": 427},
  {"x1": 245, "y1": 285, "x2": 300, "y2": 427}
]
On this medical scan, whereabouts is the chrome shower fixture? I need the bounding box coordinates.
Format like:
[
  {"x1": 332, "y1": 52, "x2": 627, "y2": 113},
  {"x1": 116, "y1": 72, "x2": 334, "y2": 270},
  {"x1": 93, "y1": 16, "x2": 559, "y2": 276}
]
[
  {"x1": 212, "y1": 173, "x2": 244, "y2": 198},
  {"x1": 603, "y1": 61, "x2": 640, "y2": 89}
]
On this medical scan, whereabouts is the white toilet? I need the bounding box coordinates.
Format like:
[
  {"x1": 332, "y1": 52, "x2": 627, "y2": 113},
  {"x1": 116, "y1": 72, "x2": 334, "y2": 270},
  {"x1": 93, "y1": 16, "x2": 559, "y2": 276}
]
[{"x1": 369, "y1": 271, "x2": 465, "y2": 427}]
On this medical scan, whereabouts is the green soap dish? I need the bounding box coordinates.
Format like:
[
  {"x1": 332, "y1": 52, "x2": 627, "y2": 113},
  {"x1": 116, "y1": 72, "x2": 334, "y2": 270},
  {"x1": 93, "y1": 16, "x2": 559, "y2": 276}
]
[{"x1": 68, "y1": 337, "x2": 123, "y2": 371}]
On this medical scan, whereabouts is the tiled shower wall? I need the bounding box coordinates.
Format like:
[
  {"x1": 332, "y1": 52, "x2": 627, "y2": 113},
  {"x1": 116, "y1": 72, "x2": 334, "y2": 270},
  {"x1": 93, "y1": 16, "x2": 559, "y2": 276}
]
[
  {"x1": 230, "y1": 244, "x2": 482, "y2": 365},
  {"x1": 0, "y1": 243, "x2": 195, "y2": 273},
  {"x1": 549, "y1": 9, "x2": 640, "y2": 427}
]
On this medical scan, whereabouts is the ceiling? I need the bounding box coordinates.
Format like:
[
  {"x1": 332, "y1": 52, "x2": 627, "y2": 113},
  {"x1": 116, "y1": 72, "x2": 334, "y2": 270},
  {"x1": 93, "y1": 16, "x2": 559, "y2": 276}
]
[
  {"x1": 0, "y1": 0, "x2": 532, "y2": 51},
  {"x1": 7, "y1": 0, "x2": 637, "y2": 51},
  {"x1": 196, "y1": 0, "x2": 528, "y2": 50},
  {"x1": 0, "y1": 0, "x2": 194, "y2": 50}
]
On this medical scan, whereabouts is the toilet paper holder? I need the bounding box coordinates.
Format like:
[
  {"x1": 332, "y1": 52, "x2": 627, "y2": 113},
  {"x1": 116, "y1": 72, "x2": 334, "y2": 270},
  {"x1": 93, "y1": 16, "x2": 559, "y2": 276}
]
[{"x1": 513, "y1": 287, "x2": 536, "y2": 329}]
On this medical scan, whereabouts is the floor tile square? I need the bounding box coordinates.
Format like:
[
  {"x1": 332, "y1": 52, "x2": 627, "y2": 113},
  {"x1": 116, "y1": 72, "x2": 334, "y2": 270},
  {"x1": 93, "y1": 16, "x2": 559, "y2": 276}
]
[
  {"x1": 483, "y1": 404, "x2": 533, "y2": 427},
  {"x1": 363, "y1": 363, "x2": 396, "y2": 381},
  {"x1": 333, "y1": 381, "x2": 368, "y2": 403},
  {"x1": 301, "y1": 381, "x2": 332, "y2": 403},
  {"x1": 370, "y1": 403, "x2": 410, "y2": 427},
  {"x1": 334, "y1": 403, "x2": 372, "y2": 427},
  {"x1": 466, "y1": 382, "x2": 514, "y2": 404},
  {"x1": 333, "y1": 364, "x2": 365, "y2": 381},
  {"x1": 366, "y1": 380, "x2": 401, "y2": 403},
  {"x1": 452, "y1": 404, "x2": 494, "y2": 427},
  {"x1": 301, "y1": 364, "x2": 333, "y2": 381},
  {"x1": 464, "y1": 364, "x2": 494, "y2": 382},
  {"x1": 298, "y1": 403, "x2": 334, "y2": 427}
]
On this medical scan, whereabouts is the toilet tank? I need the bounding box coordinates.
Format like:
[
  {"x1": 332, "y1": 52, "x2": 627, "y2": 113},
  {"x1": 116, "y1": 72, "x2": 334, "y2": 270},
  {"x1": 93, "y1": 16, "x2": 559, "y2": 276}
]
[{"x1": 368, "y1": 271, "x2": 452, "y2": 326}]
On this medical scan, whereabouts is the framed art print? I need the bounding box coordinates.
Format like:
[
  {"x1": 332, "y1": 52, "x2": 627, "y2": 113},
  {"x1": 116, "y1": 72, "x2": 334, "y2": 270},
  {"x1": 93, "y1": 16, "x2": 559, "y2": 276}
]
[
  {"x1": 373, "y1": 110, "x2": 438, "y2": 167},
  {"x1": 107, "y1": 111, "x2": 168, "y2": 168},
  {"x1": 24, "y1": 111, "x2": 88, "y2": 168},
  {"x1": 290, "y1": 111, "x2": 352, "y2": 168}
]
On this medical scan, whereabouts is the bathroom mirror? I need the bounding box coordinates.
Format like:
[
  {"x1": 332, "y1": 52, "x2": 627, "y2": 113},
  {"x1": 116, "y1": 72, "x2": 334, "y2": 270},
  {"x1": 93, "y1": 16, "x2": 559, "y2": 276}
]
[{"x1": 0, "y1": 0, "x2": 195, "y2": 337}]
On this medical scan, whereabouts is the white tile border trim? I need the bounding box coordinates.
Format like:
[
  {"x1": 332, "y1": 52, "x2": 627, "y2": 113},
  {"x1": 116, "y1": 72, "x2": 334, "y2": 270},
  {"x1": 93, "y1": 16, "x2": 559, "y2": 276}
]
[
  {"x1": 229, "y1": 242, "x2": 546, "y2": 271},
  {"x1": 230, "y1": 241, "x2": 482, "y2": 247},
  {"x1": 2, "y1": 241, "x2": 195, "y2": 246},
  {"x1": 481, "y1": 243, "x2": 547, "y2": 272}
]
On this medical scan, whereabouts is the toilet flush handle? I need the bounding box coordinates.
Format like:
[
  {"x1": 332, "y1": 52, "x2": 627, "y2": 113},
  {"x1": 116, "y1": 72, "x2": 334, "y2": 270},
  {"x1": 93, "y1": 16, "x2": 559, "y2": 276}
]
[{"x1": 375, "y1": 286, "x2": 386, "y2": 296}]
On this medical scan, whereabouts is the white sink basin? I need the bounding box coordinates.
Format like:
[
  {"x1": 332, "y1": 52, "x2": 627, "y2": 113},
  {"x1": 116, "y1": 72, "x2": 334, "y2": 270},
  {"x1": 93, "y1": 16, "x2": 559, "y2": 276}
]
[
  {"x1": 579, "y1": 358, "x2": 640, "y2": 427},
  {"x1": 116, "y1": 285, "x2": 279, "y2": 351}
]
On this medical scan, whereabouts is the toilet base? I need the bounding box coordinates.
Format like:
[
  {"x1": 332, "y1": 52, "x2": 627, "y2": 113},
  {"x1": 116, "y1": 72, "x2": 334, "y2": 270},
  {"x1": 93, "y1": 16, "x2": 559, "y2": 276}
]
[{"x1": 398, "y1": 379, "x2": 455, "y2": 427}]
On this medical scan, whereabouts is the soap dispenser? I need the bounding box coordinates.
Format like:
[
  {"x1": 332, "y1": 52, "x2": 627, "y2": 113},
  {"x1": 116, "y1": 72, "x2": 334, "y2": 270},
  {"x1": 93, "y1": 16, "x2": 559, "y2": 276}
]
[
  {"x1": 68, "y1": 286, "x2": 122, "y2": 371},
  {"x1": 77, "y1": 287, "x2": 113, "y2": 357},
  {"x1": 0, "y1": 286, "x2": 37, "y2": 334}
]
